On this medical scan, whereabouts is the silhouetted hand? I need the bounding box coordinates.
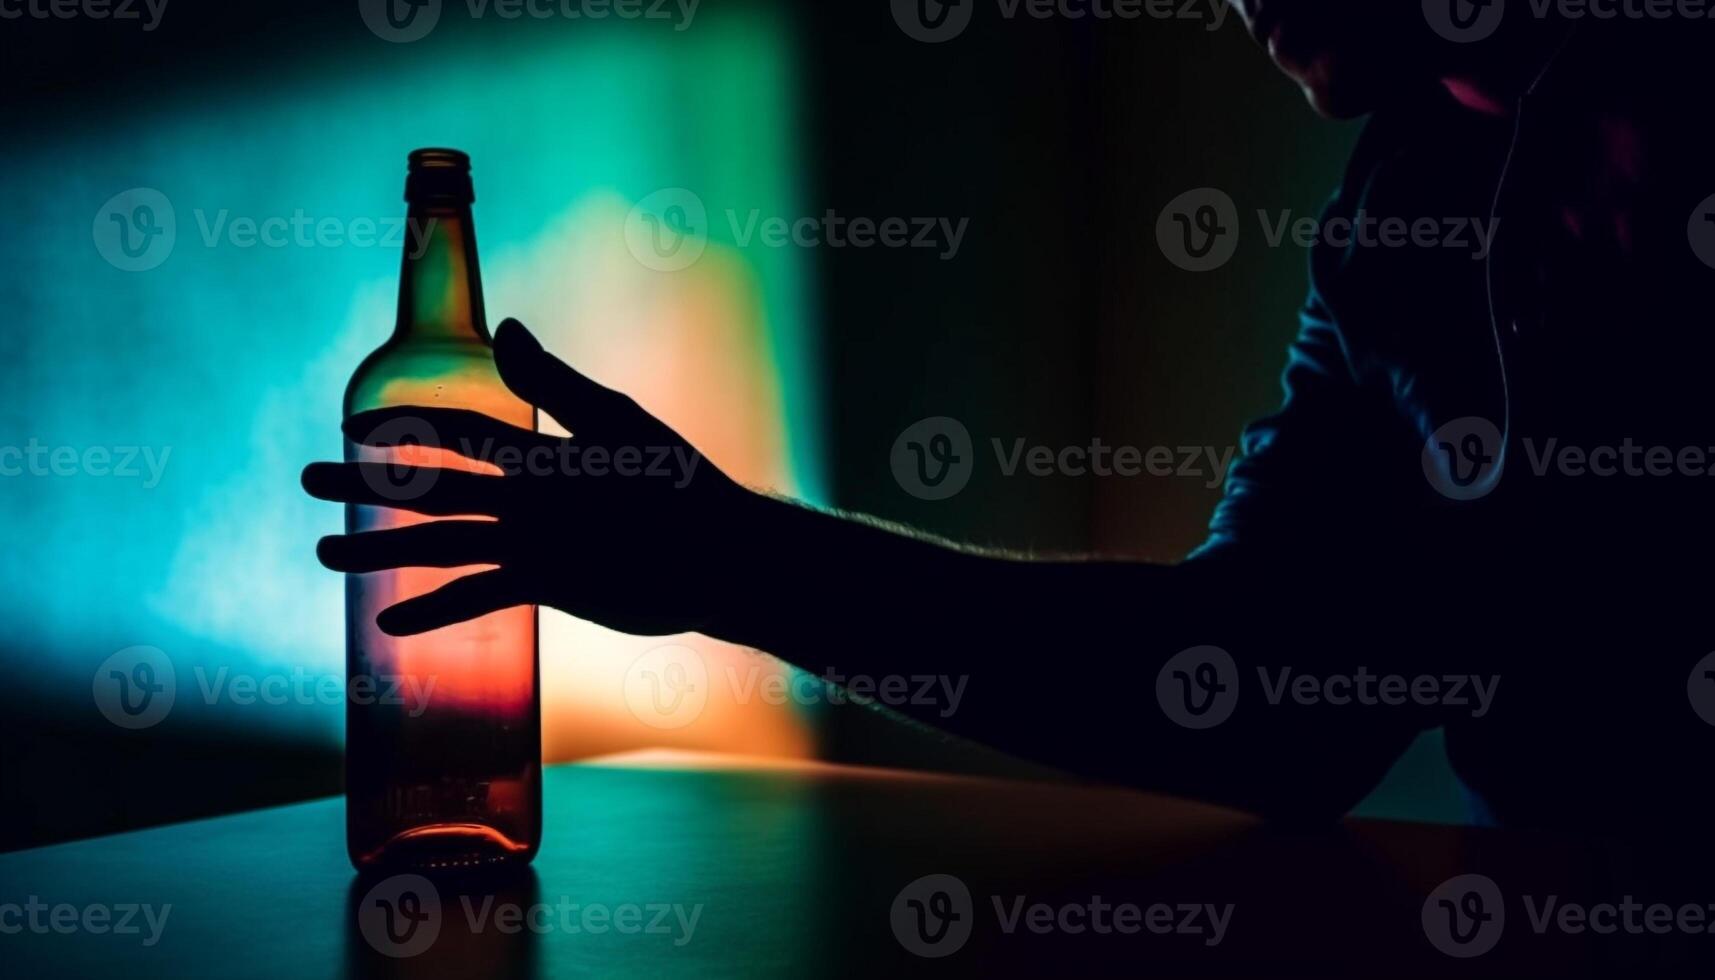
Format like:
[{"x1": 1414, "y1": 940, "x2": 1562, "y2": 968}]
[{"x1": 303, "y1": 318, "x2": 769, "y2": 637}]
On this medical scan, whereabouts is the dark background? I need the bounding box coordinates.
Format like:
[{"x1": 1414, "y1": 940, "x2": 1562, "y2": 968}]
[{"x1": 0, "y1": 0, "x2": 1461, "y2": 853}]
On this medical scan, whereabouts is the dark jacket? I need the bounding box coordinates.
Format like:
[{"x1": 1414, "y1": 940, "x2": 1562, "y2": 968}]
[{"x1": 1191, "y1": 22, "x2": 1715, "y2": 830}]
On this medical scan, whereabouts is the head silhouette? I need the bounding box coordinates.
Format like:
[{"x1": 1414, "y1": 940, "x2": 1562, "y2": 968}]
[{"x1": 1227, "y1": 0, "x2": 1559, "y2": 118}]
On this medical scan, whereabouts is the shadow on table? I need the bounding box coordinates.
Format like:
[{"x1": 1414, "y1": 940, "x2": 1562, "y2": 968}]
[{"x1": 342, "y1": 867, "x2": 541, "y2": 979}]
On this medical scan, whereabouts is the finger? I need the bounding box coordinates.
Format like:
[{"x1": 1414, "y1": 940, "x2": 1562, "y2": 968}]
[
  {"x1": 345, "y1": 407, "x2": 546, "y2": 461},
  {"x1": 494, "y1": 318, "x2": 637, "y2": 437},
  {"x1": 318, "y1": 521, "x2": 503, "y2": 573},
  {"x1": 376, "y1": 568, "x2": 520, "y2": 636},
  {"x1": 301, "y1": 462, "x2": 507, "y2": 515}
]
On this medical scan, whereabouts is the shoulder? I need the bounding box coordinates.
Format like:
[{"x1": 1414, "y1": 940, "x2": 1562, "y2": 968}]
[{"x1": 1308, "y1": 91, "x2": 1509, "y2": 328}]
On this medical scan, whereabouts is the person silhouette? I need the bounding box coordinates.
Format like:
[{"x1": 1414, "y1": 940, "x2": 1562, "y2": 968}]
[{"x1": 307, "y1": 12, "x2": 1715, "y2": 830}]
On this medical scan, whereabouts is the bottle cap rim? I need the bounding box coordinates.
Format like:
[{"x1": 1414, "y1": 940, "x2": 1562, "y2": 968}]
[
  {"x1": 408, "y1": 148, "x2": 470, "y2": 171},
  {"x1": 405, "y1": 148, "x2": 474, "y2": 204}
]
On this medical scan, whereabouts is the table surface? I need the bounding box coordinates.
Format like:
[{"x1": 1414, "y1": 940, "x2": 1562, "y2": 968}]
[{"x1": 2, "y1": 750, "x2": 1710, "y2": 978}]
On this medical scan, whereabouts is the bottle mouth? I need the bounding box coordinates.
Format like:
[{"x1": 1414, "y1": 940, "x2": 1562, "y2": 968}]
[
  {"x1": 405, "y1": 148, "x2": 474, "y2": 204},
  {"x1": 409, "y1": 148, "x2": 470, "y2": 170}
]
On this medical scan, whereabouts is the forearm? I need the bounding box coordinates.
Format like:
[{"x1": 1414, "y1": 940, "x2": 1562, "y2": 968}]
[
  {"x1": 710, "y1": 495, "x2": 1434, "y2": 820},
  {"x1": 713, "y1": 496, "x2": 1186, "y2": 664}
]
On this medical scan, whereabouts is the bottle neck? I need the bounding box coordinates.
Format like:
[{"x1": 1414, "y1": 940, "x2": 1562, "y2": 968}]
[{"x1": 395, "y1": 201, "x2": 488, "y2": 343}]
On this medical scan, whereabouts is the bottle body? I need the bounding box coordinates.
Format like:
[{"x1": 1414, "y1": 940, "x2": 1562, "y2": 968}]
[{"x1": 344, "y1": 150, "x2": 540, "y2": 871}]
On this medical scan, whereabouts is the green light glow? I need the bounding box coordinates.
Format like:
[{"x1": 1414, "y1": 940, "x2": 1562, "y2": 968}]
[{"x1": 0, "y1": 11, "x2": 823, "y2": 750}]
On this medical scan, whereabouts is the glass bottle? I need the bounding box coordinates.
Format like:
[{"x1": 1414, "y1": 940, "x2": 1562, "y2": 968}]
[{"x1": 343, "y1": 148, "x2": 540, "y2": 871}]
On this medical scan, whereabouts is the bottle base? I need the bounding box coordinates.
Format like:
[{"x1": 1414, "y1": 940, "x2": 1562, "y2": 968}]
[{"x1": 350, "y1": 822, "x2": 537, "y2": 873}]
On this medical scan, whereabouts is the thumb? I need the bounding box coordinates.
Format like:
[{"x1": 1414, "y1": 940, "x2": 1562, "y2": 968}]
[{"x1": 493, "y1": 318, "x2": 632, "y2": 436}]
